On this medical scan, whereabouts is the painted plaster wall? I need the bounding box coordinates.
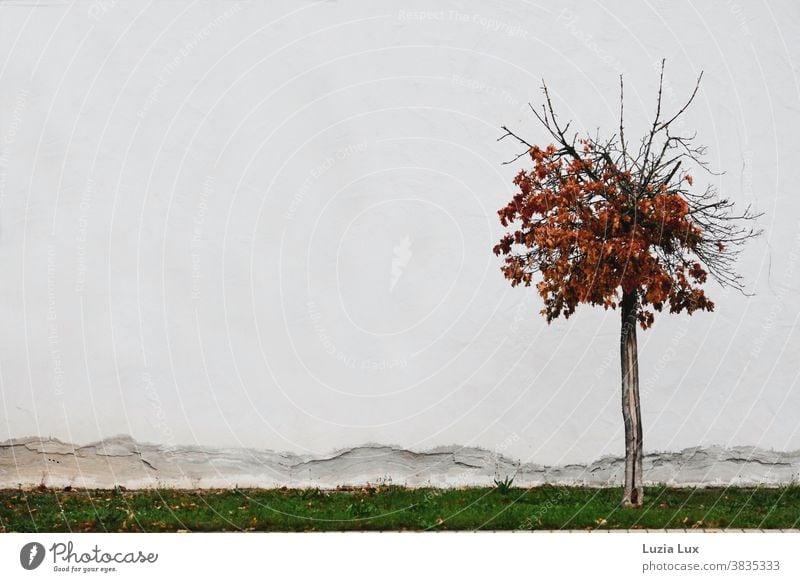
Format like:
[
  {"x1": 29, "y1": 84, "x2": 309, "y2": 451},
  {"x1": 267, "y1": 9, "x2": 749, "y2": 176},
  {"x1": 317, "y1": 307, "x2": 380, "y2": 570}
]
[{"x1": 0, "y1": 0, "x2": 798, "y2": 472}]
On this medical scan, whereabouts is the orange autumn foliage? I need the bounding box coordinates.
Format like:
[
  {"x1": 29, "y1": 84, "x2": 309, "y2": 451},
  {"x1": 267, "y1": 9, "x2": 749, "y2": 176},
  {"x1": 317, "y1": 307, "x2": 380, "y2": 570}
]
[{"x1": 493, "y1": 140, "x2": 713, "y2": 330}]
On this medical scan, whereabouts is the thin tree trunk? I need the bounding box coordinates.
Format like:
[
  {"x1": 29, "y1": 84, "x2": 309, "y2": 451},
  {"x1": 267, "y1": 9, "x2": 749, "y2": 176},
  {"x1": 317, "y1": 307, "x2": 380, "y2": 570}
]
[{"x1": 620, "y1": 290, "x2": 643, "y2": 507}]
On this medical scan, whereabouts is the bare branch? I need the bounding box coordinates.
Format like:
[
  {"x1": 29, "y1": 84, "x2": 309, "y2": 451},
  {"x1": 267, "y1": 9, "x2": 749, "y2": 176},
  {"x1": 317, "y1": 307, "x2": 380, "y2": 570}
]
[
  {"x1": 658, "y1": 70, "x2": 704, "y2": 130},
  {"x1": 619, "y1": 74, "x2": 628, "y2": 173},
  {"x1": 498, "y1": 126, "x2": 533, "y2": 165}
]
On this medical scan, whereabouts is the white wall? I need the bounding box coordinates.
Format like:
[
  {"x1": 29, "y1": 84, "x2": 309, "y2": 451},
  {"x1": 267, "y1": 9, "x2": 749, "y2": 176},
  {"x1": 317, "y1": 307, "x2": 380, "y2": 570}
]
[{"x1": 0, "y1": 0, "x2": 798, "y2": 466}]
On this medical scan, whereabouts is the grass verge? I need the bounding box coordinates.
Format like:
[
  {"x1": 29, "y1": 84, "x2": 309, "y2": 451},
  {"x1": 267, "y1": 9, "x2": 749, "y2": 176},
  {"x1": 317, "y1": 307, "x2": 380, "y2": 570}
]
[{"x1": 1, "y1": 485, "x2": 798, "y2": 532}]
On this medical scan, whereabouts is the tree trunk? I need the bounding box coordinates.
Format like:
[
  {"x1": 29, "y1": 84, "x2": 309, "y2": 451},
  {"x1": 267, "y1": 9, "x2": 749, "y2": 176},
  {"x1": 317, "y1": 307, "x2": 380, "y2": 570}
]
[{"x1": 620, "y1": 290, "x2": 643, "y2": 507}]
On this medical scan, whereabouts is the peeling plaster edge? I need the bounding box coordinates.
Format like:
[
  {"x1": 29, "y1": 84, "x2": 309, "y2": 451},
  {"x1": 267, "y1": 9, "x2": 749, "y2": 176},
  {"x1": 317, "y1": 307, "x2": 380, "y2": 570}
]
[{"x1": 3, "y1": 435, "x2": 800, "y2": 489}]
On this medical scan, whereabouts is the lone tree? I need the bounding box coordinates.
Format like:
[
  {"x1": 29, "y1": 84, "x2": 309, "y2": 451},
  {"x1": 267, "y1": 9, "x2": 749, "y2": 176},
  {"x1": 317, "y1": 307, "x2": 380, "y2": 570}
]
[{"x1": 493, "y1": 62, "x2": 761, "y2": 507}]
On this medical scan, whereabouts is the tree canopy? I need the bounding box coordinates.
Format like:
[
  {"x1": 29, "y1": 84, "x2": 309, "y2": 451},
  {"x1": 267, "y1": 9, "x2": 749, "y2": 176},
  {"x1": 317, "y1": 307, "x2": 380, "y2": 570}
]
[{"x1": 493, "y1": 62, "x2": 761, "y2": 329}]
